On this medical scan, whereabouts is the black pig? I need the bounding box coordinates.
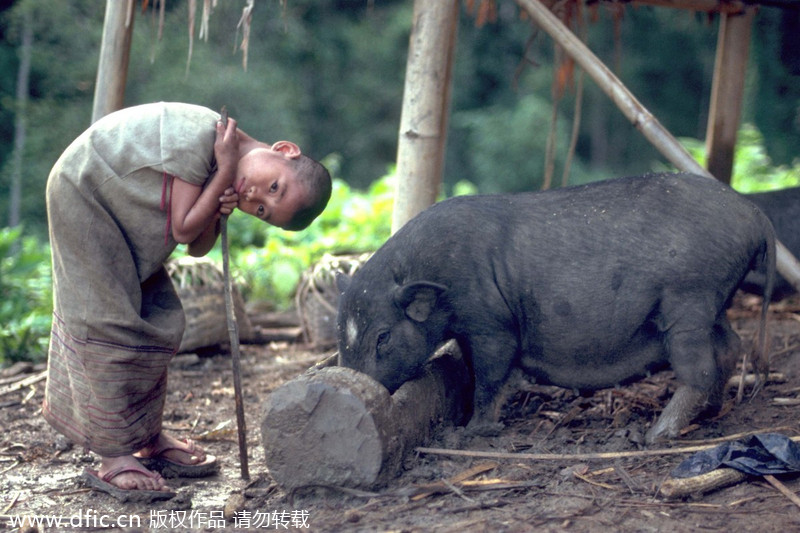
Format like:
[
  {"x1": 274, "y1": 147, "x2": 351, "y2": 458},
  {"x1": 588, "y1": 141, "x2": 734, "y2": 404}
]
[
  {"x1": 741, "y1": 186, "x2": 800, "y2": 300},
  {"x1": 336, "y1": 173, "x2": 775, "y2": 443}
]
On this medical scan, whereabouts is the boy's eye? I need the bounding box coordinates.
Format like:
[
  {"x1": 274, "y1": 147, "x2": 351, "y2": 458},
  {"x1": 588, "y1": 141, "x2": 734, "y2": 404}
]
[
  {"x1": 257, "y1": 205, "x2": 265, "y2": 217},
  {"x1": 269, "y1": 182, "x2": 278, "y2": 193}
]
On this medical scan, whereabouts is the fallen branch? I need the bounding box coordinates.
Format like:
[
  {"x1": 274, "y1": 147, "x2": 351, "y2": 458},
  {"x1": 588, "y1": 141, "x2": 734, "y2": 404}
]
[
  {"x1": 726, "y1": 372, "x2": 785, "y2": 390},
  {"x1": 772, "y1": 398, "x2": 800, "y2": 406},
  {"x1": 0, "y1": 362, "x2": 35, "y2": 383},
  {"x1": 572, "y1": 470, "x2": 617, "y2": 490},
  {"x1": 417, "y1": 432, "x2": 800, "y2": 500},
  {"x1": 659, "y1": 467, "x2": 748, "y2": 500},
  {"x1": 677, "y1": 427, "x2": 799, "y2": 446},
  {"x1": 409, "y1": 461, "x2": 499, "y2": 501},
  {"x1": 418, "y1": 433, "x2": 800, "y2": 463},
  {"x1": 416, "y1": 444, "x2": 708, "y2": 462},
  {"x1": 0, "y1": 490, "x2": 21, "y2": 516},
  {"x1": 764, "y1": 474, "x2": 800, "y2": 509},
  {"x1": 0, "y1": 371, "x2": 46, "y2": 398},
  {"x1": 399, "y1": 479, "x2": 543, "y2": 499}
]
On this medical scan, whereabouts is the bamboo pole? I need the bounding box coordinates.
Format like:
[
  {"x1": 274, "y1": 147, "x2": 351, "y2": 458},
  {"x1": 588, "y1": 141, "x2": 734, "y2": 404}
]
[
  {"x1": 92, "y1": 0, "x2": 135, "y2": 123},
  {"x1": 516, "y1": 0, "x2": 800, "y2": 293},
  {"x1": 219, "y1": 107, "x2": 249, "y2": 480},
  {"x1": 392, "y1": 0, "x2": 459, "y2": 234}
]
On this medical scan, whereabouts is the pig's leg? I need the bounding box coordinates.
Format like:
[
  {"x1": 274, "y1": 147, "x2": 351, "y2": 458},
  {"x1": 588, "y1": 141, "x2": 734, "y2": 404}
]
[
  {"x1": 647, "y1": 320, "x2": 741, "y2": 443},
  {"x1": 463, "y1": 332, "x2": 519, "y2": 435},
  {"x1": 646, "y1": 323, "x2": 721, "y2": 444},
  {"x1": 645, "y1": 385, "x2": 707, "y2": 444},
  {"x1": 709, "y1": 319, "x2": 741, "y2": 408}
]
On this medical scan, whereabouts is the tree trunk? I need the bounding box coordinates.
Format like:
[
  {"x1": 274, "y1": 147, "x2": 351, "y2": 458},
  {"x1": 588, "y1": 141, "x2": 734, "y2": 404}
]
[
  {"x1": 92, "y1": 0, "x2": 135, "y2": 123},
  {"x1": 392, "y1": 0, "x2": 458, "y2": 234},
  {"x1": 8, "y1": 8, "x2": 32, "y2": 229}
]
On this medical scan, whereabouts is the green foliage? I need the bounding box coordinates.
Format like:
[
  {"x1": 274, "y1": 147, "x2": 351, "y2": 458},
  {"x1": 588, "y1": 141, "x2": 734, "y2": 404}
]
[
  {"x1": 0, "y1": 226, "x2": 51, "y2": 365},
  {"x1": 3, "y1": 1, "x2": 799, "y2": 238},
  {"x1": 678, "y1": 124, "x2": 800, "y2": 192},
  {"x1": 220, "y1": 163, "x2": 484, "y2": 310},
  {"x1": 451, "y1": 93, "x2": 594, "y2": 193}
]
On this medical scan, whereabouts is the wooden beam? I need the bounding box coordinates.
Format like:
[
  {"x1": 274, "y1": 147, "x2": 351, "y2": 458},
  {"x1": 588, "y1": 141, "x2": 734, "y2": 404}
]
[
  {"x1": 91, "y1": 0, "x2": 135, "y2": 123},
  {"x1": 392, "y1": 0, "x2": 459, "y2": 234},
  {"x1": 705, "y1": 8, "x2": 755, "y2": 184}
]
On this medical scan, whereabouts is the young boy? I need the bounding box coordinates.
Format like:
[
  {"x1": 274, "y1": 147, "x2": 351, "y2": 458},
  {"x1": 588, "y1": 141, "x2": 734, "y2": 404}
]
[{"x1": 43, "y1": 102, "x2": 331, "y2": 500}]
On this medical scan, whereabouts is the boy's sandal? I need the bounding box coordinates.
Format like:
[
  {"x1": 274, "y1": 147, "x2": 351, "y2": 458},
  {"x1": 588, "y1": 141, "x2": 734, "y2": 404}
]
[
  {"x1": 135, "y1": 438, "x2": 219, "y2": 478},
  {"x1": 82, "y1": 466, "x2": 176, "y2": 503}
]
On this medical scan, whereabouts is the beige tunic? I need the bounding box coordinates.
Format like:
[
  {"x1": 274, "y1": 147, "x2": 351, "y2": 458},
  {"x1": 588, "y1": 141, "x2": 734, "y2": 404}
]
[{"x1": 43, "y1": 102, "x2": 219, "y2": 456}]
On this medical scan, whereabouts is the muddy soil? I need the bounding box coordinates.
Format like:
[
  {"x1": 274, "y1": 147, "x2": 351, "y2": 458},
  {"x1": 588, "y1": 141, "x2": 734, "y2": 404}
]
[{"x1": 2, "y1": 293, "x2": 799, "y2": 532}]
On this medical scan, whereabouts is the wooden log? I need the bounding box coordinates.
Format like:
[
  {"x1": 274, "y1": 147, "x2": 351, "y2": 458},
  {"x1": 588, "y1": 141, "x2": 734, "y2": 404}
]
[
  {"x1": 261, "y1": 341, "x2": 471, "y2": 490},
  {"x1": 659, "y1": 468, "x2": 748, "y2": 500}
]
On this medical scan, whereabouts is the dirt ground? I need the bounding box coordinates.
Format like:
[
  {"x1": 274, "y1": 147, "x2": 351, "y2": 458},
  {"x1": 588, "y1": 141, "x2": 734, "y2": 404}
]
[{"x1": 2, "y1": 292, "x2": 800, "y2": 533}]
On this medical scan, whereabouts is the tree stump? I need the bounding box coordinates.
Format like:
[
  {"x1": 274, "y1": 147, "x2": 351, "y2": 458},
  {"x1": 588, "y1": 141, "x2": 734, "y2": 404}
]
[{"x1": 261, "y1": 340, "x2": 471, "y2": 490}]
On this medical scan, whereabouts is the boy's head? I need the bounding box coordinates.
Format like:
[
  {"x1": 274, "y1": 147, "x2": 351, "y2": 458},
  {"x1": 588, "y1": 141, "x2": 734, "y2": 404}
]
[
  {"x1": 284, "y1": 154, "x2": 332, "y2": 230},
  {"x1": 236, "y1": 142, "x2": 332, "y2": 231}
]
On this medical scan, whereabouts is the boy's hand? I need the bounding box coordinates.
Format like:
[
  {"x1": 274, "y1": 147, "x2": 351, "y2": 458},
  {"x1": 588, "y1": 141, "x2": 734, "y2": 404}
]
[
  {"x1": 219, "y1": 186, "x2": 239, "y2": 215},
  {"x1": 214, "y1": 115, "x2": 239, "y2": 188}
]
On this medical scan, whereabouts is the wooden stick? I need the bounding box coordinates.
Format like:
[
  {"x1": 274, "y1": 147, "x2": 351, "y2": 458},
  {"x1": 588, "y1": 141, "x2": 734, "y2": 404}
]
[
  {"x1": 659, "y1": 468, "x2": 748, "y2": 500},
  {"x1": 220, "y1": 106, "x2": 249, "y2": 480},
  {"x1": 0, "y1": 370, "x2": 46, "y2": 397},
  {"x1": 417, "y1": 434, "x2": 800, "y2": 463},
  {"x1": 764, "y1": 475, "x2": 800, "y2": 509}
]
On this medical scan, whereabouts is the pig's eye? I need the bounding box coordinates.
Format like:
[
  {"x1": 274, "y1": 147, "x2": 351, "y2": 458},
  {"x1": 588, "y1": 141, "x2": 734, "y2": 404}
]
[{"x1": 376, "y1": 331, "x2": 391, "y2": 351}]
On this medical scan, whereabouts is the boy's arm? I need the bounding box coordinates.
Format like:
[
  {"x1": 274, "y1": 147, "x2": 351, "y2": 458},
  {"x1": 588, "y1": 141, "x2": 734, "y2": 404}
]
[
  {"x1": 187, "y1": 214, "x2": 221, "y2": 257},
  {"x1": 170, "y1": 118, "x2": 239, "y2": 245}
]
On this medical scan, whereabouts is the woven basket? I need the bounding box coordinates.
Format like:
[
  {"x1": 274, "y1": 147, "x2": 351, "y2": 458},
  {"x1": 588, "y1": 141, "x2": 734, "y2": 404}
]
[
  {"x1": 167, "y1": 256, "x2": 254, "y2": 353},
  {"x1": 295, "y1": 253, "x2": 371, "y2": 349}
]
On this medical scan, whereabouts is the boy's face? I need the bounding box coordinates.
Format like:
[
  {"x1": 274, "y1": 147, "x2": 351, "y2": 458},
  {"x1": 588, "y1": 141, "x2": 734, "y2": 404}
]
[{"x1": 235, "y1": 145, "x2": 307, "y2": 229}]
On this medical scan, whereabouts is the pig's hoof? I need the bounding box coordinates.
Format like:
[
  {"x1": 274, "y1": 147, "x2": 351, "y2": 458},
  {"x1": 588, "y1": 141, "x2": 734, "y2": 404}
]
[{"x1": 644, "y1": 422, "x2": 679, "y2": 445}]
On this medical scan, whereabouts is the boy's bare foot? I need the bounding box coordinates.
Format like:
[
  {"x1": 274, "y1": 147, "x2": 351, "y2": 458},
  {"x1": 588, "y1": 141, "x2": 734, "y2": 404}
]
[
  {"x1": 135, "y1": 432, "x2": 209, "y2": 465},
  {"x1": 97, "y1": 455, "x2": 171, "y2": 492}
]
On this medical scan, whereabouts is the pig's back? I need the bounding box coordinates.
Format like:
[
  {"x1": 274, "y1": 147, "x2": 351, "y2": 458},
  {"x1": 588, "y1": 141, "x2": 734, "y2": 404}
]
[{"x1": 389, "y1": 172, "x2": 771, "y2": 362}]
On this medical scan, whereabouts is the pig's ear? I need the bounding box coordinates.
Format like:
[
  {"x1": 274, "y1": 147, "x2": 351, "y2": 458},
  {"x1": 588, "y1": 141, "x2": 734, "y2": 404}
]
[
  {"x1": 395, "y1": 281, "x2": 447, "y2": 323},
  {"x1": 335, "y1": 272, "x2": 352, "y2": 295}
]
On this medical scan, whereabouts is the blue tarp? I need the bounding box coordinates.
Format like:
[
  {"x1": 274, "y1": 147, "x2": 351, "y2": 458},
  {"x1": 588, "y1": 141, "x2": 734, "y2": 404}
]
[{"x1": 672, "y1": 433, "x2": 800, "y2": 478}]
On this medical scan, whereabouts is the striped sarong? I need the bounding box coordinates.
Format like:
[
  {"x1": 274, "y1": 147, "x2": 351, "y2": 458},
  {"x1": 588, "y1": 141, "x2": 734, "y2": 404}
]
[{"x1": 42, "y1": 102, "x2": 217, "y2": 456}]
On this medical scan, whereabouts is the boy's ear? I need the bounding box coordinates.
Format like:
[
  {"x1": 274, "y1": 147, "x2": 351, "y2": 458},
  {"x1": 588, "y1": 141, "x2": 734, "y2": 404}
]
[{"x1": 271, "y1": 141, "x2": 301, "y2": 160}]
